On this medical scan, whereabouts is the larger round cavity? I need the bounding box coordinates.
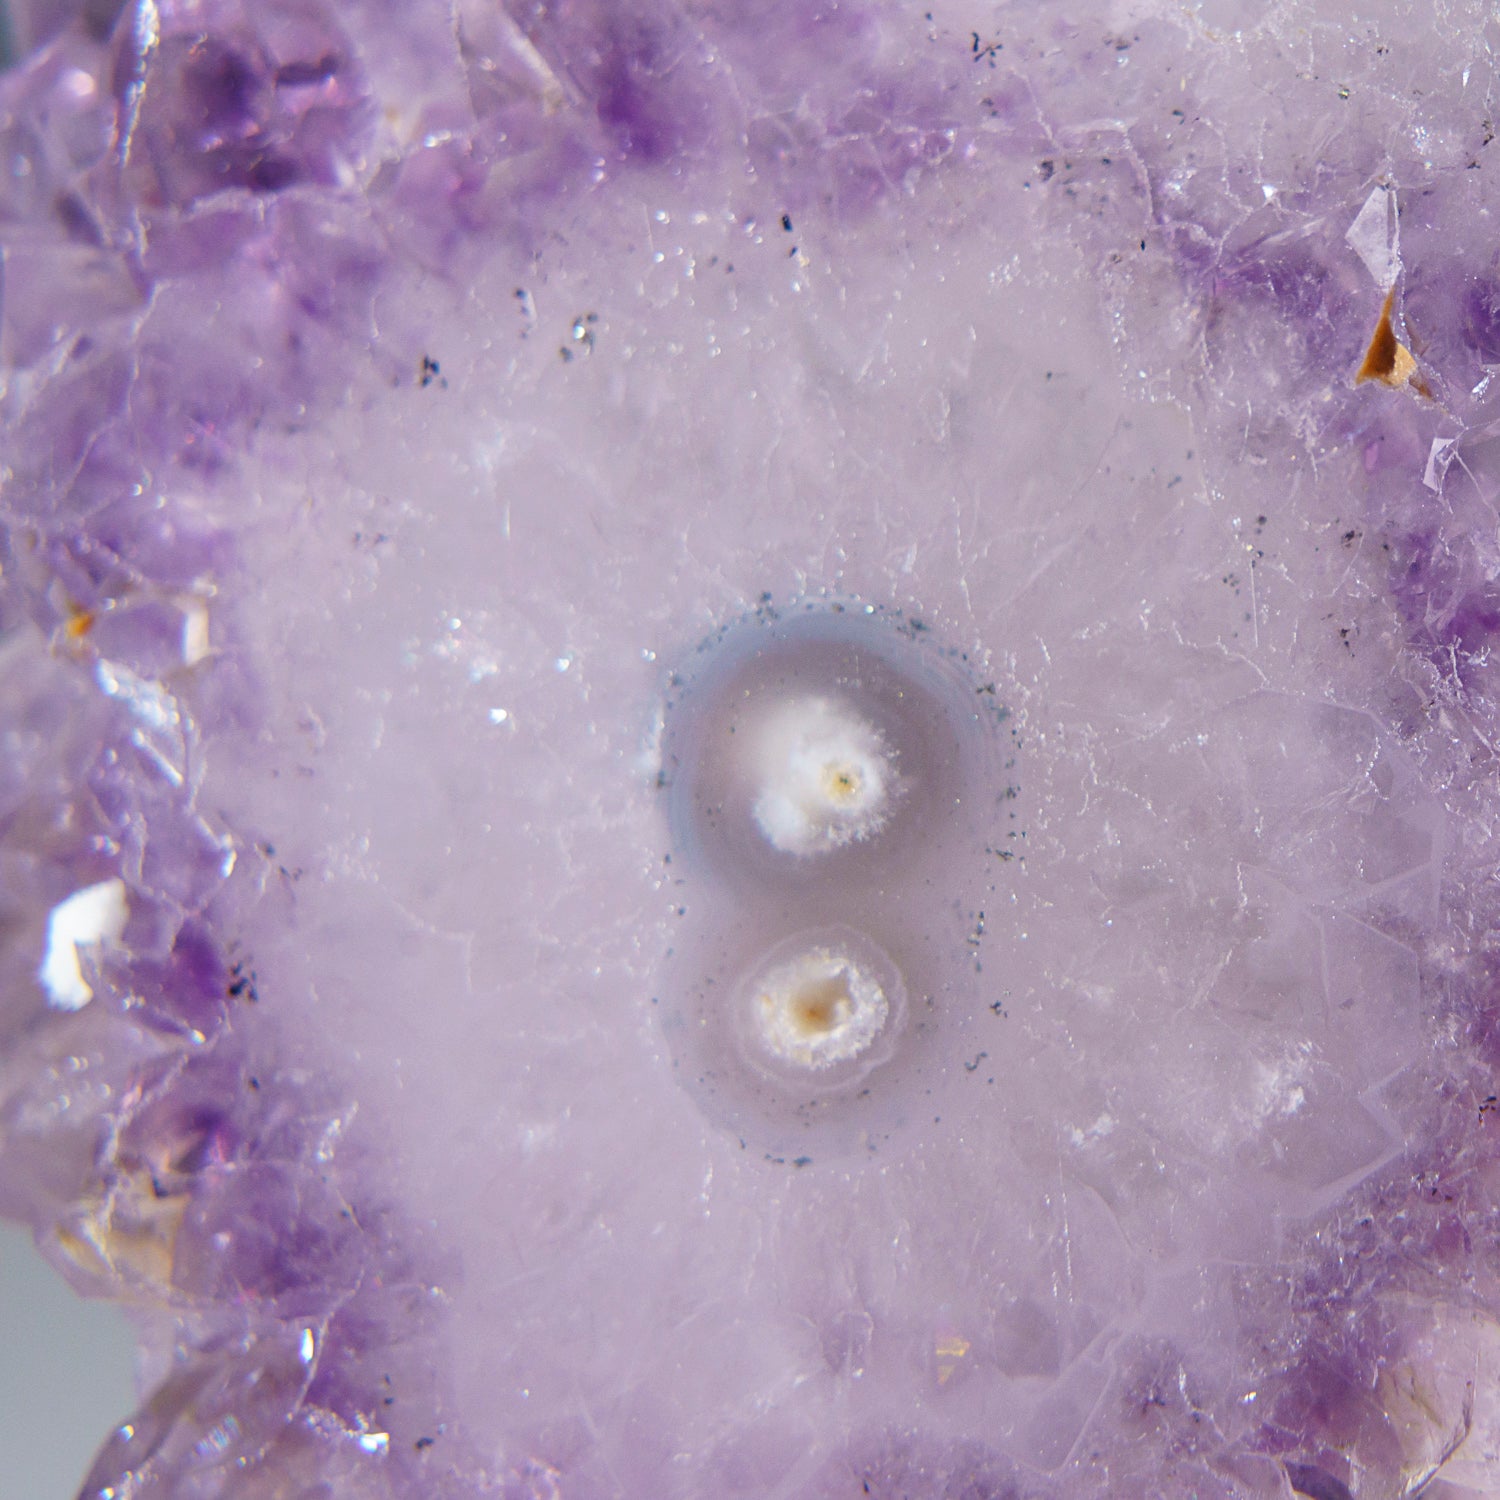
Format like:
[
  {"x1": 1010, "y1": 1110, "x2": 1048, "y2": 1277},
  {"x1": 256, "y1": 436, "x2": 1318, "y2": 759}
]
[
  {"x1": 662, "y1": 605, "x2": 1002, "y2": 895},
  {"x1": 746, "y1": 694, "x2": 899, "y2": 856}
]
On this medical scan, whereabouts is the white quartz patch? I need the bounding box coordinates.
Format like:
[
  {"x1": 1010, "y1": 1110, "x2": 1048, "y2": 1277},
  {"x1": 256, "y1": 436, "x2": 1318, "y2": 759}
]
[
  {"x1": 37, "y1": 879, "x2": 129, "y2": 1011},
  {"x1": 747, "y1": 695, "x2": 896, "y2": 856},
  {"x1": 181, "y1": 596, "x2": 212, "y2": 666},
  {"x1": 1346, "y1": 183, "x2": 1401, "y2": 288}
]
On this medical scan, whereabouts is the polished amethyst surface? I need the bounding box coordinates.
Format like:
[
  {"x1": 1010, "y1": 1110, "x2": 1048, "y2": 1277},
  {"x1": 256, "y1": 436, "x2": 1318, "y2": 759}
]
[{"x1": 4, "y1": 2, "x2": 1500, "y2": 1497}]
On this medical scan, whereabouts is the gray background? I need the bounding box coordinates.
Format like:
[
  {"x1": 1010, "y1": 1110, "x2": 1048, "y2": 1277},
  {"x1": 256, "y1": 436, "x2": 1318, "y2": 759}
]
[{"x1": 0, "y1": 1221, "x2": 136, "y2": 1500}]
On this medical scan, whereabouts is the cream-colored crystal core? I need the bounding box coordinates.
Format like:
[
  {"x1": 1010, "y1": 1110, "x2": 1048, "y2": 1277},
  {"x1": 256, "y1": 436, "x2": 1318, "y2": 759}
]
[{"x1": 752, "y1": 946, "x2": 889, "y2": 1069}]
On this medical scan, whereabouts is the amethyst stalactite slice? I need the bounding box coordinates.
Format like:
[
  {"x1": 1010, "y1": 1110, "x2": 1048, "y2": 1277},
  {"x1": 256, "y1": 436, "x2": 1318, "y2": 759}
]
[{"x1": 3, "y1": 2, "x2": 1500, "y2": 1498}]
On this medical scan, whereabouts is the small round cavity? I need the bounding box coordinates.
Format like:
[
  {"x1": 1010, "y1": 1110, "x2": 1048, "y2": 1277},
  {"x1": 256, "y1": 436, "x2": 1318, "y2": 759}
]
[
  {"x1": 661, "y1": 921, "x2": 922, "y2": 1158},
  {"x1": 748, "y1": 695, "x2": 899, "y2": 856},
  {"x1": 744, "y1": 934, "x2": 892, "y2": 1072}
]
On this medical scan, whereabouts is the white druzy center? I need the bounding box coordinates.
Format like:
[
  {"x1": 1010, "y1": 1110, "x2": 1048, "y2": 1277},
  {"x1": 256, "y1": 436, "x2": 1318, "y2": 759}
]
[
  {"x1": 752, "y1": 946, "x2": 890, "y2": 1069},
  {"x1": 747, "y1": 696, "x2": 896, "y2": 856}
]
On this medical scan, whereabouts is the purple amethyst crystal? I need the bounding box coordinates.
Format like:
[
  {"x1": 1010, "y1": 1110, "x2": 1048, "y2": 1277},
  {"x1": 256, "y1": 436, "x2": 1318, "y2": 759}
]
[{"x1": 5, "y1": 2, "x2": 1500, "y2": 1498}]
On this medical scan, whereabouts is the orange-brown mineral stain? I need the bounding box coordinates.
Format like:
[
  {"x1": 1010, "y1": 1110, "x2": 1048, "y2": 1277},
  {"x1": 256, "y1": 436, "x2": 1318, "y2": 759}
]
[
  {"x1": 1355, "y1": 286, "x2": 1430, "y2": 396},
  {"x1": 53, "y1": 1176, "x2": 188, "y2": 1294},
  {"x1": 789, "y1": 976, "x2": 845, "y2": 1037},
  {"x1": 64, "y1": 607, "x2": 95, "y2": 640},
  {"x1": 935, "y1": 1330, "x2": 971, "y2": 1386}
]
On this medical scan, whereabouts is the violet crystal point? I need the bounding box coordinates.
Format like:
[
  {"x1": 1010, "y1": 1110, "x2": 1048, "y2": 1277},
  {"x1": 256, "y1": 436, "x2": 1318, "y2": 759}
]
[{"x1": 3, "y1": 1, "x2": 1499, "y2": 1497}]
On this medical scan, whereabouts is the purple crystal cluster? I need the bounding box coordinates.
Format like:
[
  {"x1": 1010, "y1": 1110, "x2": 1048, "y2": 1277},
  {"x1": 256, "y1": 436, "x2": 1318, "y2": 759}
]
[{"x1": 5, "y1": 1, "x2": 1500, "y2": 1497}]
